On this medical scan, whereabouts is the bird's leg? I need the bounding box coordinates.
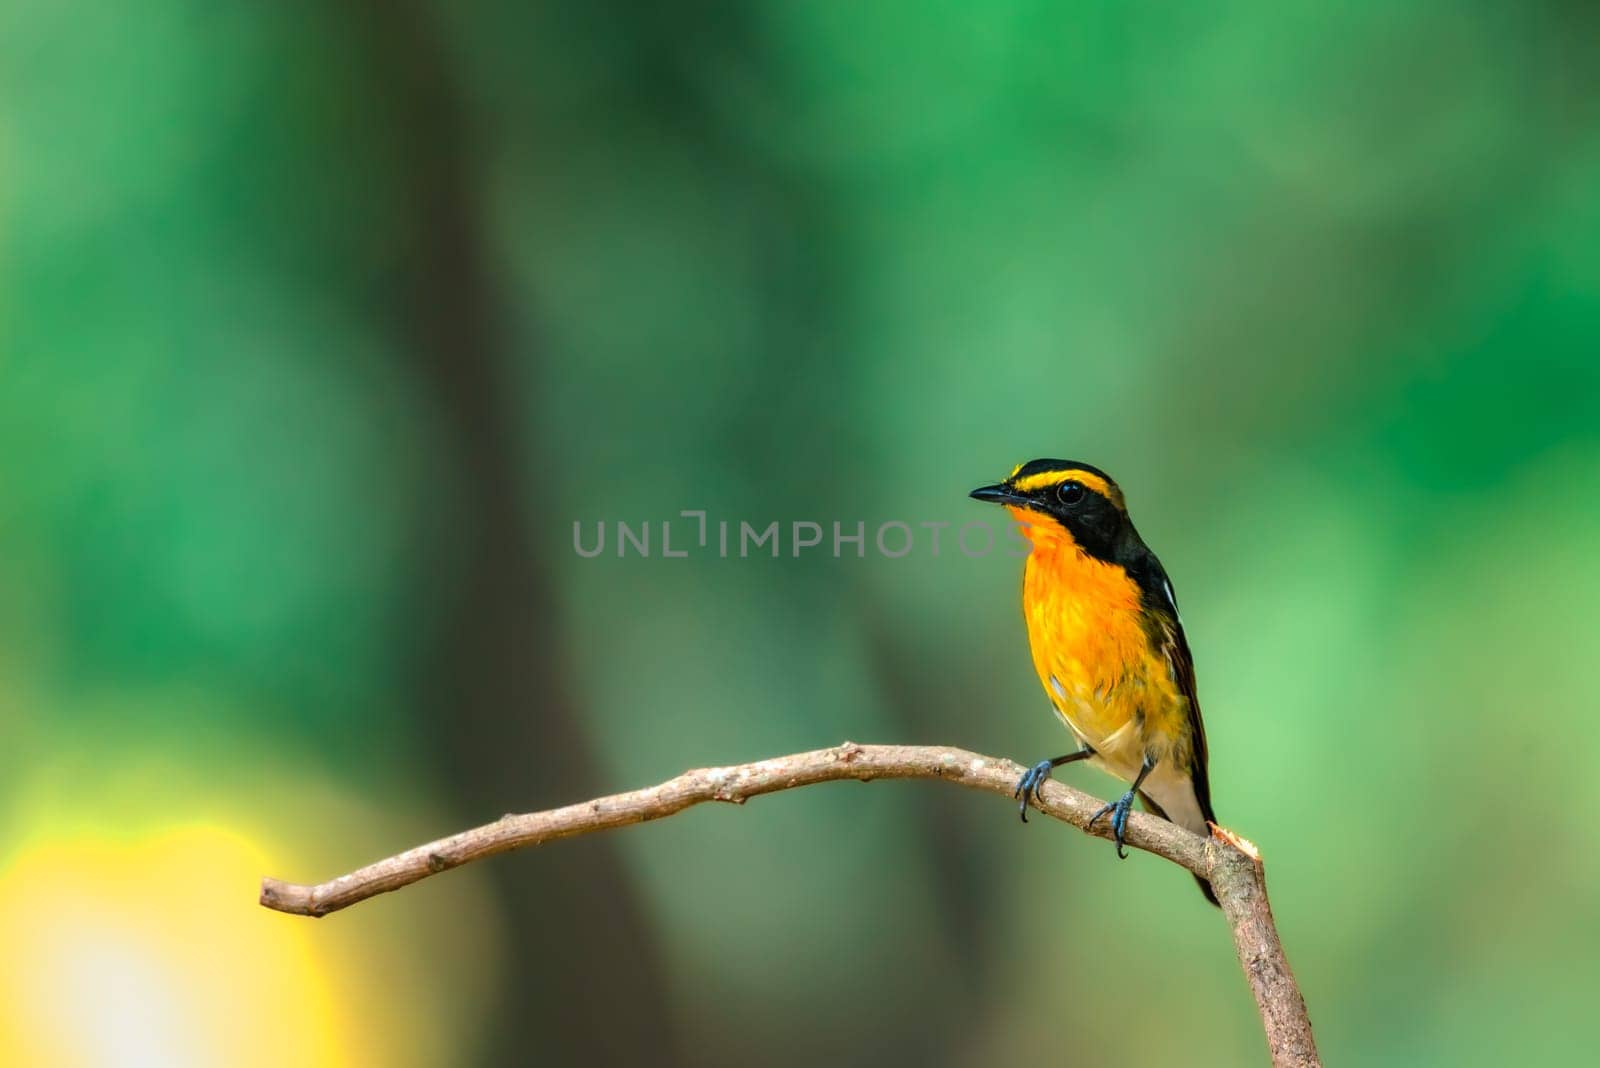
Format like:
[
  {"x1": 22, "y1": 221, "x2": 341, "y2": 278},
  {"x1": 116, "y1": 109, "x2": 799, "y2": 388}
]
[
  {"x1": 1089, "y1": 756, "x2": 1156, "y2": 858},
  {"x1": 1013, "y1": 748, "x2": 1095, "y2": 823}
]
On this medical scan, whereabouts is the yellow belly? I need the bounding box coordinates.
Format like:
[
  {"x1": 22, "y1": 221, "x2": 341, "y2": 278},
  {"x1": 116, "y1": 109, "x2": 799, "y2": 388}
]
[
  {"x1": 1039, "y1": 650, "x2": 1187, "y2": 782},
  {"x1": 1019, "y1": 533, "x2": 1191, "y2": 785}
]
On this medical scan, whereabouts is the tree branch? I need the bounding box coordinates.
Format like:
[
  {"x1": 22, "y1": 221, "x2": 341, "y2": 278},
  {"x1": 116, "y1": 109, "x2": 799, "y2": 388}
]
[{"x1": 259, "y1": 741, "x2": 1319, "y2": 1067}]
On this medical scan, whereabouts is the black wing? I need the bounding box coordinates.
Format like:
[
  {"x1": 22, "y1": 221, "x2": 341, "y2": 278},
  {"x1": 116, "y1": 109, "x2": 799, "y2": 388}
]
[{"x1": 1150, "y1": 572, "x2": 1215, "y2": 828}]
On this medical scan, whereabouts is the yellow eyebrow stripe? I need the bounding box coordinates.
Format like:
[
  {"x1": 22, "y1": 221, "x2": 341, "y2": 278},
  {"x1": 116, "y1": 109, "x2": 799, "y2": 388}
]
[{"x1": 1012, "y1": 469, "x2": 1116, "y2": 500}]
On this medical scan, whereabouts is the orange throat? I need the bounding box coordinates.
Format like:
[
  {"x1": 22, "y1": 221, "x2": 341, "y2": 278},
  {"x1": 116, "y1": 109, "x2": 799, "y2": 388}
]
[
  {"x1": 1011, "y1": 510, "x2": 1143, "y2": 621},
  {"x1": 1007, "y1": 504, "x2": 1154, "y2": 771}
]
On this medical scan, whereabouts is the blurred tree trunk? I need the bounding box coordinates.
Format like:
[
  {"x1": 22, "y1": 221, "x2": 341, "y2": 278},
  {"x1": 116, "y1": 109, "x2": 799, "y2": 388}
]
[{"x1": 343, "y1": 2, "x2": 682, "y2": 1063}]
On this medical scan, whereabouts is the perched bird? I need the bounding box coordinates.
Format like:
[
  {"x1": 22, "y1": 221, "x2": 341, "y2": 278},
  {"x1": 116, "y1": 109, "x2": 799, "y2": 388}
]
[{"x1": 971, "y1": 459, "x2": 1218, "y2": 904}]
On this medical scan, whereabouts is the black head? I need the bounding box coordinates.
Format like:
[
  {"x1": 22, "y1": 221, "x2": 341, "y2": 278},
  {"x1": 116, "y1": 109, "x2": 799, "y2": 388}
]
[{"x1": 969, "y1": 458, "x2": 1139, "y2": 562}]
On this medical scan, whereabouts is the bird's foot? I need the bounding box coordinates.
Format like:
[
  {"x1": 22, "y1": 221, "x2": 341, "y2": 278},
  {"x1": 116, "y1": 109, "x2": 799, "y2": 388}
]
[
  {"x1": 1012, "y1": 759, "x2": 1057, "y2": 823},
  {"x1": 1089, "y1": 789, "x2": 1137, "y2": 858}
]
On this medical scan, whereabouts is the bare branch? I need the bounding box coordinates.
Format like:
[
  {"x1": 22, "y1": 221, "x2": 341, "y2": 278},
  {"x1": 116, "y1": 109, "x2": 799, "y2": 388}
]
[{"x1": 259, "y1": 742, "x2": 1318, "y2": 1067}]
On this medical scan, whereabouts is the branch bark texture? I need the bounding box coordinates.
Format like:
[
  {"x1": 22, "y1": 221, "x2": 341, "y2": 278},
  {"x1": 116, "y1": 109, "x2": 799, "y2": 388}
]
[{"x1": 260, "y1": 742, "x2": 1319, "y2": 1067}]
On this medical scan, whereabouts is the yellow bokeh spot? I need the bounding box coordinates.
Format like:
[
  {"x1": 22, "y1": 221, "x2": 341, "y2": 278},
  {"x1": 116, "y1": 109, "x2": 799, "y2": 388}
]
[
  {"x1": 0, "y1": 723, "x2": 504, "y2": 1068},
  {"x1": 2, "y1": 824, "x2": 383, "y2": 1066}
]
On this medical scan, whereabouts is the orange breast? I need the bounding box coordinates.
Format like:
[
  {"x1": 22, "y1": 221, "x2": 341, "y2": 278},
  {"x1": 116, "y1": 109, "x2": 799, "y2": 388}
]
[{"x1": 1009, "y1": 507, "x2": 1187, "y2": 780}]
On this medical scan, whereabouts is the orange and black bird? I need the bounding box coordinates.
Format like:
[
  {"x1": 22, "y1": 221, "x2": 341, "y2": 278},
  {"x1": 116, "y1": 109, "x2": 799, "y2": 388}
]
[{"x1": 971, "y1": 460, "x2": 1218, "y2": 904}]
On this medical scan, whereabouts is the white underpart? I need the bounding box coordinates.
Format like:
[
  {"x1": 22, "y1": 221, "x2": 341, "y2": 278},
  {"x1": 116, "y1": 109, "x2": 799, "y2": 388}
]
[{"x1": 1140, "y1": 764, "x2": 1208, "y2": 836}]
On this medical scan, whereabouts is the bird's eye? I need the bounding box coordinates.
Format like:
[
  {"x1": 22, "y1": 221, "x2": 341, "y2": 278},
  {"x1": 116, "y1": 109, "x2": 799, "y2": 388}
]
[{"x1": 1056, "y1": 480, "x2": 1087, "y2": 506}]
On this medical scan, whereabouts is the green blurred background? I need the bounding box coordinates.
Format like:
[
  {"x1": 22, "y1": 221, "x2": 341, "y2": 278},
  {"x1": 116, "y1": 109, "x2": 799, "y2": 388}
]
[{"x1": 3, "y1": 2, "x2": 1598, "y2": 1065}]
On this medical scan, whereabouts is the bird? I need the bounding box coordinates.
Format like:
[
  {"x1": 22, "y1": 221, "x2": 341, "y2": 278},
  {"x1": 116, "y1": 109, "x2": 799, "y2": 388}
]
[{"x1": 970, "y1": 459, "x2": 1218, "y2": 904}]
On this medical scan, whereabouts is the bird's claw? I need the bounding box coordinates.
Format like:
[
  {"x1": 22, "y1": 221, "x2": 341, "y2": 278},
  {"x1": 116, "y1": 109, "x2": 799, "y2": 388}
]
[
  {"x1": 1013, "y1": 759, "x2": 1057, "y2": 823},
  {"x1": 1088, "y1": 789, "x2": 1137, "y2": 859}
]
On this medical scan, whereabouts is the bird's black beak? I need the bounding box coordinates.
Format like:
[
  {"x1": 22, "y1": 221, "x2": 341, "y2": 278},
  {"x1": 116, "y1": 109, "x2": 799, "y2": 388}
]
[{"x1": 970, "y1": 483, "x2": 1027, "y2": 506}]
